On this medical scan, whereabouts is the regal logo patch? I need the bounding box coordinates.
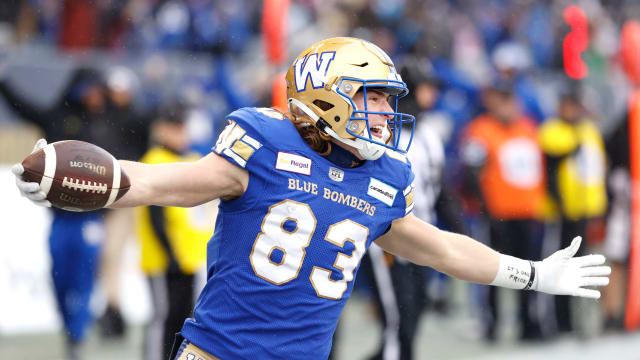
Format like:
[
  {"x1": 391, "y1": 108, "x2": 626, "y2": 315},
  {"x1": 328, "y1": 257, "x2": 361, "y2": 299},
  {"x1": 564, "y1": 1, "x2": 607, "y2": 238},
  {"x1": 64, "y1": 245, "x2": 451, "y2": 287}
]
[{"x1": 276, "y1": 152, "x2": 312, "y2": 175}]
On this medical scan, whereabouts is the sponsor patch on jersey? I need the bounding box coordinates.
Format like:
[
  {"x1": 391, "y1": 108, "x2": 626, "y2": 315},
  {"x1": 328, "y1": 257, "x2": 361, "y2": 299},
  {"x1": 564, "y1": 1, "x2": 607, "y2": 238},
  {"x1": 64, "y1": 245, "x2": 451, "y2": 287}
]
[
  {"x1": 329, "y1": 167, "x2": 344, "y2": 182},
  {"x1": 276, "y1": 152, "x2": 312, "y2": 175},
  {"x1": 367, "y1": 177, "x2": 398, "y2": 207}
]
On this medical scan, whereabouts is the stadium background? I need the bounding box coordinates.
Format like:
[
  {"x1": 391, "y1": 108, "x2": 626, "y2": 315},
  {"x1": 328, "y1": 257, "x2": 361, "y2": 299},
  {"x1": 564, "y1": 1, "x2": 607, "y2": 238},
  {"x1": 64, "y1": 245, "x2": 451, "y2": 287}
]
[{"x1": 0, "y1": 0, "x2": 639, "y2": 359}]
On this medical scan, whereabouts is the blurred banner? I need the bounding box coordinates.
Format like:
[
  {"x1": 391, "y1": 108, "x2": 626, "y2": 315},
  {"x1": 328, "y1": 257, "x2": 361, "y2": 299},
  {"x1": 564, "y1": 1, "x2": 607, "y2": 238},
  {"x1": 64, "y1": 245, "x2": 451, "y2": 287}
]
[{"x1": 0, "y1": 165, "x2": 58, "y2": 334}]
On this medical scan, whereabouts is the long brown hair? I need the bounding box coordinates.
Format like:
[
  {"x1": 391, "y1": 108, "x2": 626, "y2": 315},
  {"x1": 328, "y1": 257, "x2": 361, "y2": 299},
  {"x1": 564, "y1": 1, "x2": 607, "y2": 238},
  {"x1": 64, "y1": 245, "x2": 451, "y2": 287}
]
[{"x1": 278, "y1": 108, "x2": 333, "y2": 156}]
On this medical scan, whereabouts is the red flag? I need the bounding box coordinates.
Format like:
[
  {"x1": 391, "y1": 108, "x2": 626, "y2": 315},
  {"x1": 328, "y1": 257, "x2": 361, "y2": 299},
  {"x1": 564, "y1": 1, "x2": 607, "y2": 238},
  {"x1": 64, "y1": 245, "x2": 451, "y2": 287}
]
[
  {"x1": 621, "y1": 21, "x2": 640, "y2": 86},
  {"x1": 562, "y1": 6, "x2": 589, "y2": 79},
  {"x1": 271, "y1": 72, "x2": 287, "y2": 112},
  {"x1": 262, "y1": 0, "x2": 290, "y2": 65},
  {"x1": 626, "y1": 90, "x2": 640, "y2": 331}
]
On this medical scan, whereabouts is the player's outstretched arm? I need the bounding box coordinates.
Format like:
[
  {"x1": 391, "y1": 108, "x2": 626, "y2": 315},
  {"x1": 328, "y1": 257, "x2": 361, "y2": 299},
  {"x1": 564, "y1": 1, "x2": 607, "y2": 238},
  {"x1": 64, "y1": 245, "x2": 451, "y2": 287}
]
[
  {"x1": 111, "y1": 152, "x2": 248, "y2": 208},
  {"x1": 13, "y1": 139, "x2": 249, "y2": 209},
  {"x1": 376, "y1": 213, "x2": 611, "y2": 299}
]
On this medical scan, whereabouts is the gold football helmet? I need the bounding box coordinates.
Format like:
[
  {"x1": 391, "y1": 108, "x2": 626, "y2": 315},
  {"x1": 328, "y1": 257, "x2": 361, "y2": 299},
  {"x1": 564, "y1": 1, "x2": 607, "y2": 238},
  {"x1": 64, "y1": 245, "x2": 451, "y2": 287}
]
[{"x1": 285, "y1": 37, "x2": 415, "y2": 160}]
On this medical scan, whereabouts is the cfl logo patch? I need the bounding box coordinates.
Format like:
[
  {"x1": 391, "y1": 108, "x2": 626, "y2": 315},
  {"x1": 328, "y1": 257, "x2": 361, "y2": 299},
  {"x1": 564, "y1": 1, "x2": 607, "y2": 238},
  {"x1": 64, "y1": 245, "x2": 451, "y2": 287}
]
[
  {"x1": 294, "y1": 51, "x2": 336, "y2": 92},
  {"x1": 329, "y1": 167, "x2": 344, "y2": 182},
  {"x1": 186, "y1": 354, "x2": 203, "y2": 360}
]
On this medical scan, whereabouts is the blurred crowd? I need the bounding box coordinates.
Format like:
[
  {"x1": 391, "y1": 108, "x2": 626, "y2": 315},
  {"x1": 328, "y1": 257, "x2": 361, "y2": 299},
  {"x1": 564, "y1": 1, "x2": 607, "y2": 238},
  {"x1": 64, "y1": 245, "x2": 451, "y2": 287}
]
[
  {"x1": 0, "y1": 0, "x2": 639, "y2": 359},
  {"x1": 1, "y1": 0, "x2": 638, "y2": 139}
]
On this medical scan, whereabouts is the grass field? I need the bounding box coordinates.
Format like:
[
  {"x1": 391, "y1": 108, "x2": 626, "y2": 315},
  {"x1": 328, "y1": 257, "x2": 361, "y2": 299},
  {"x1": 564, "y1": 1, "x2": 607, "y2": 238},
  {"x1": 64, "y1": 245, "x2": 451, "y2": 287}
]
[{"x1": 2, "y1": 280, "x2": 639, "y2": 360}]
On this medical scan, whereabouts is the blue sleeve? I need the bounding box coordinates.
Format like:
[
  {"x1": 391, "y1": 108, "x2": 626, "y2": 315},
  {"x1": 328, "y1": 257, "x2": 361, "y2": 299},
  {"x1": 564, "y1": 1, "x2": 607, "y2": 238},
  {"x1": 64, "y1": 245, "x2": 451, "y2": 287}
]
[
  {"x1": 400, "y1": 167, "x2": 416, "y2": 217},
  {"x1": 380, "y1": 151, "x2": 416, "y2": 220},
  {"x1": 212, "y1": 108, "x2": 266, "y2": 169}
]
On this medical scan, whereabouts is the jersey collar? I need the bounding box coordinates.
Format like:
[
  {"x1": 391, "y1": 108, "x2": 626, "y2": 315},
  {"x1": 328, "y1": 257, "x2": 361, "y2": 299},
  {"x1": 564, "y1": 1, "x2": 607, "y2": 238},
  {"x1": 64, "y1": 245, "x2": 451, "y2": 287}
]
[{"x1": 323, "y1": 142, "x2": 366, "y2": 168}]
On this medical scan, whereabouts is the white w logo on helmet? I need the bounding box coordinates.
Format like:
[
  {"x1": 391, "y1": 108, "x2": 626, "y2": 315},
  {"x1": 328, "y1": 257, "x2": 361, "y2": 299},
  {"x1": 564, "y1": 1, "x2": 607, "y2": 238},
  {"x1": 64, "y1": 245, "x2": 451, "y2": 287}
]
[{"x1": 294, "y1": 52, "x2": 336, "y2": 92}]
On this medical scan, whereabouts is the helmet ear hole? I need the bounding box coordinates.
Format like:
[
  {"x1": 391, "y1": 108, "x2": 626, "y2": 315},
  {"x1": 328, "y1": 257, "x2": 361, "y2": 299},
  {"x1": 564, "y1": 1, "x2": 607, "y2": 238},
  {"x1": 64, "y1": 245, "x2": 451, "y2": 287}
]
[{"x1": 313, "y1": 99, "x2": 334, "y2": 111}]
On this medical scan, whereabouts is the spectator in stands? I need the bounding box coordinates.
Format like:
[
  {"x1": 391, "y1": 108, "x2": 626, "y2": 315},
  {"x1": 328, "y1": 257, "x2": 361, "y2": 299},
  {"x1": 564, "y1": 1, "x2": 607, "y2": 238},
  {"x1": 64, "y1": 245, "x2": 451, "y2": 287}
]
[
  {"x1": 98, "y1": 65, "x2": 149, "y2": 160},
  {"x1": 491, "y1": 41, "x2": 547, "y2": 123},
  {"x1": 97, "y1": 65, "x2": 150, "y2": 339},
  {"x1": 0, "y1": 66, "x2": 109, "y2": 360},
  {"x1": 0, "y1": 66, "x2": 108, "y2": 142},
  {"x1": 602, "y1": 113, "x2": 630, "y2": 331},
  {"x1": 460, "y1": 81, "x2": 546, "y2": 342},
  {"x1": 136, "y1": 103, "x2": 210, "y2": 360},
  {"x1": 538, "y1": 89, "x2": 608, "y2": 334}
]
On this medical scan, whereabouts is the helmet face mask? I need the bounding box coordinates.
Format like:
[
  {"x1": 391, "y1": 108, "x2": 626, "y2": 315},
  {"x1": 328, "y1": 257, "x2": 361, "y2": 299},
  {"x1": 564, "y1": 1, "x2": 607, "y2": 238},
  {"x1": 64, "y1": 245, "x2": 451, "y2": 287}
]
[
  {"x1": 338, "y1": 77, "x2": 415, "y2": 154},
  {"x1": 286, "y1": 37, "x2": 415, "y2": 160}
]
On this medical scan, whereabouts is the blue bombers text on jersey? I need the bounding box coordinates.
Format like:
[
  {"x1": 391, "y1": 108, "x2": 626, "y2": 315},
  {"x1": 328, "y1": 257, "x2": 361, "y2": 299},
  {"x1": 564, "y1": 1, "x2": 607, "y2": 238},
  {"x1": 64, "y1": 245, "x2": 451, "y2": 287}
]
[{"x1": 181, "y1": 107, "x2": 415, "y2": 359}]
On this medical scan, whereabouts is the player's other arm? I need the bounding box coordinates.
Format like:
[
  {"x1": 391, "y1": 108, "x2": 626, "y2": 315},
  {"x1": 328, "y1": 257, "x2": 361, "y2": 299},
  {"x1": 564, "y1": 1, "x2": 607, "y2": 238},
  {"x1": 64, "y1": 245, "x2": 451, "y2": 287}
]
[
  {"x1": 376, "y1": 213, "x2": 611, "y2": 298},
  {"x1": 111, "y1": 152, "x2": 248, "y2": 208},
  {"x1": 376, "y1": 213, "x2": 499, "y2": 283}
]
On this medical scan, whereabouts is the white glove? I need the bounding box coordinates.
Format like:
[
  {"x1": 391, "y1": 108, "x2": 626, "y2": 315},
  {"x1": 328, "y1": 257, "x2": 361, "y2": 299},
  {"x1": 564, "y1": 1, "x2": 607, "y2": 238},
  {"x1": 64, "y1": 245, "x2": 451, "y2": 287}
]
[
  {"x1": 12, "y1": 138, "x2": 51, "y2": 207},
  {"x1": 534, "y1": 236, "x2": 611, "y2": 299}
]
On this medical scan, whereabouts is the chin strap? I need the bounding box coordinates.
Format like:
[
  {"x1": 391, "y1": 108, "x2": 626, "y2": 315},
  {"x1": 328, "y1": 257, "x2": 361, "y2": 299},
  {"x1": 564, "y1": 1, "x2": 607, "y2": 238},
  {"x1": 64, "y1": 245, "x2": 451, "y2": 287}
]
[
  {"x1": 323, "y1": 125, "x2": 387, "y2": 160},
  {"x1": 288, "y1": 97, "x2": 388, "y2": 160},
  {"x1": 289, "y1": 98, "x2": 320, "y2": 122},
  {"x1": 357, "y1": 127, "x2": 389, "y2": 160}
]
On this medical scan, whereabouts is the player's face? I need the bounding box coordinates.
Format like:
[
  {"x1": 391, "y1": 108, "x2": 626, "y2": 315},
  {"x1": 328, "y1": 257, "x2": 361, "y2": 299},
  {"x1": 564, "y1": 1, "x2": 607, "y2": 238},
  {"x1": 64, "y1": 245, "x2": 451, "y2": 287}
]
[
  {"x1": 331, "y1": 89, "x2": 394, "y2": 160},
  {"x1": 351, "y1": 89, "x2": 394, "y2": 141}
]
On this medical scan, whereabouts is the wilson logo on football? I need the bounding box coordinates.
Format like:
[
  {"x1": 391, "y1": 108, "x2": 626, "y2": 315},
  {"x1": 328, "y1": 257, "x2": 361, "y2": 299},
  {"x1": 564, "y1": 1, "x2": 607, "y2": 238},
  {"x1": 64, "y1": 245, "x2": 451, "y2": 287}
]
[
  {"x1": 69, "y1": 161, "x2": 107, "y2": 176},
  {"x1": 59, "y1": 192, "x2": 82, "y2": 205}
]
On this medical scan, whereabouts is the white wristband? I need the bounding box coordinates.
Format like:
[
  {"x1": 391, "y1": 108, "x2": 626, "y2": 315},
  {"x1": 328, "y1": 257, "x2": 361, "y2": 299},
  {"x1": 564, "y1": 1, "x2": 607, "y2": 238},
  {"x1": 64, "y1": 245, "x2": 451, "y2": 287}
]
[{"x1": 489, "y1": 254, "x2": 536, "y2": 290}]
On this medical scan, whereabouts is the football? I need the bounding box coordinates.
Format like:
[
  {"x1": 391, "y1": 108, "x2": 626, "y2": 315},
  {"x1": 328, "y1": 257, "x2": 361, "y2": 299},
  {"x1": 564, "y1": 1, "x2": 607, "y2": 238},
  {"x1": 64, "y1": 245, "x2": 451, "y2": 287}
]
[{"x1": 21, "y1": 140, "x2": 131, "y2": 212}]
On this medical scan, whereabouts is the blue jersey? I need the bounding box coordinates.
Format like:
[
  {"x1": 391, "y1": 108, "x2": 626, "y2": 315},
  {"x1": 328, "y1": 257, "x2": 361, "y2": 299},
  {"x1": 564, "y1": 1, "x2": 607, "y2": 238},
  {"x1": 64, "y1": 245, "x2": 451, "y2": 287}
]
[{"x1": 182, "y1": 107, "x2": 415, "y2": 359}]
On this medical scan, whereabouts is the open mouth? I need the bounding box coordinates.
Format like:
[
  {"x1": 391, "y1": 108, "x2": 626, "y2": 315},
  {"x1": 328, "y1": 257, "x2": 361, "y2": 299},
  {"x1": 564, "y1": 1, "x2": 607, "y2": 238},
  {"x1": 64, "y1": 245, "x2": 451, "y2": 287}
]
[{"x1": 369, "y1": 125, "x2": 385, "y2": 139}]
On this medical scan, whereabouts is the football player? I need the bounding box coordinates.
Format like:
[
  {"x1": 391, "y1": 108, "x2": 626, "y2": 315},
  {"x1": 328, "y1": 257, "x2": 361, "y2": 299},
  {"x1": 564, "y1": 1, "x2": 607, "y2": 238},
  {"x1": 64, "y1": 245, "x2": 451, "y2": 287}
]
[{"x1": 13, "y1": 38, "x2": 611, "y2": 360}]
